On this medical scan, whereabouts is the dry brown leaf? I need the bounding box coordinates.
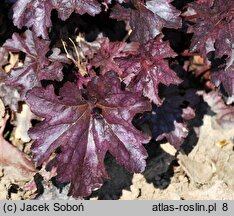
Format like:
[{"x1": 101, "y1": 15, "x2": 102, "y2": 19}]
[
  {"x1": 4, "y1": 52, "x2": 20, "y2": 73},
  {"x1": 0, "y1": 114, "x2": 36, "y2": 181},
  {"x1": 193, "y1": 55, "x2": 205, "y2": 65},
  {"x1": 14, "y1": 103, "x2": 33, "y2": 142}
]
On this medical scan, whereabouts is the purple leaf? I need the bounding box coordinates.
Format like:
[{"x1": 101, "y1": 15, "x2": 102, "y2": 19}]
[
  {"x1": 195, "y1": 0, "x2": 214, "y2": 6},
  {"x1": 13, "y1": 0, "x2": 101, "y2": 39},
  {"x1": 111, "y1": 0, "x2": 182, "y2": 43},
  {"x1": 136, "y1": 86, "x2": 199, "y2": 148},
  {"x1": 211, "y1": 63, "x2": 234, "y2": 98},
  {"x1": 153, "y1": 90, "x2": 197, "y2": 148},
  {"x1": 3, "y1": 30, "x2": 63, "y2": 97},
  {"x1": 13, "y1": 0, "x2": 54, "y2": 39},
  {"x1": 54, "y1": 0, "x2": 101, "y2": 20},
  {"x1": 188, "y1": 0, "x2": 234, "y2": 65},
  {"x1": 91, "y1": 37, "x2": 139, "y2": 75},
  {"x1": 118, "y1": 36, "x2": 181, "y2": 105},
  {"x1": 203, "y1": 91, "x2": 234, "y2": 128},
  {"x1": 26, "y1": 72, "x2": 151, "y2": 197}
]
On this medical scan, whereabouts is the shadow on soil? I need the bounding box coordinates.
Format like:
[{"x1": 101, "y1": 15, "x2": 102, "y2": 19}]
[{"x1": 87, "y1": 99, "x2": 211, "y2": 199}]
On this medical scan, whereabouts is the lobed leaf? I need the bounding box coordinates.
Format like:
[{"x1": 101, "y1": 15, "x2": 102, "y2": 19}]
[
  {"x1": 13, "y1": 0, "x2": 101, "y2": 39},
  {"x1": 3, "y1": 30, "x2": 63, "y2": 97},
  {"x1": 211, "y1": 63, "x2": 234, "y2": 98},
  {"x1": 26, "y1": 72, "x2": 151, "y2": 197},
  {"x1": 118, "y1": 36, "x2": 181, "y2": 105},
  {"x1": 91, "y1": 38, "x2": 139, "y2": 75},
  {"x1": 111, "y1": 0, "x2": 182, "y2": 43},
  {"x1": 136, "y1": 86, "x2": 199, "y2": 148},
  {"x1": 188, "y1": 0, "x2": 234, "y2": 66},
  {"x1": 203, "y1": 91, "x2": 234, "y2": 128}
]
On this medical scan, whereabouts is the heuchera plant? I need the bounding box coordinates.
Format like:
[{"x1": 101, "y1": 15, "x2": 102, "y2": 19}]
[{"x1": 0, "y1": 0, "x2": 233, "y2": 197}]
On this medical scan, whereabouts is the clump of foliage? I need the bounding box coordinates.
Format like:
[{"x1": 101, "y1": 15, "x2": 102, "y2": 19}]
[{"x1": 0, "y1": 0, "x2": 233, "y2": 198}]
